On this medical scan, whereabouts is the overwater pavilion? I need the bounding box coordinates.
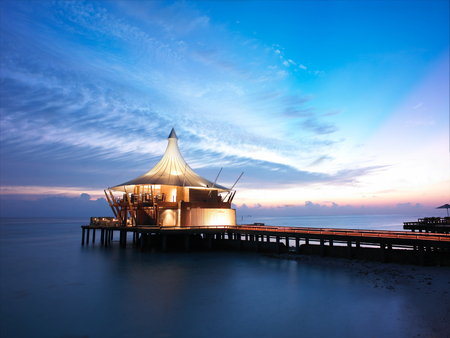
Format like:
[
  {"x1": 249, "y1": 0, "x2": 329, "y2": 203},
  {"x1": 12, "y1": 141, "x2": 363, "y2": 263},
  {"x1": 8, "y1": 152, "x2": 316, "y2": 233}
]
[{"x1": 101, "y1": 128, "x2": 237, "y2": 227}]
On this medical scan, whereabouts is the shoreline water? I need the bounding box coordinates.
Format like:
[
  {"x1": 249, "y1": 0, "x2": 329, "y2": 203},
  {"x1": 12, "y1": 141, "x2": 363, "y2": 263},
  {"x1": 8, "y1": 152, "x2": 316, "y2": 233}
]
[
  {"x1": 2, "y1": 216, "x2": 450, "y2": 338},
  {"x1": 264, "y1": 252, "x2": 450, "y2": 337}
]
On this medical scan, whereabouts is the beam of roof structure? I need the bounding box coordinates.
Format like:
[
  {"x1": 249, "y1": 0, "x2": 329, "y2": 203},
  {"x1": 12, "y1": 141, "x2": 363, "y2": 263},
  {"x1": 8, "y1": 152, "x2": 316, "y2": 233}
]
[{"x1": 110, "y1": 129, "x2": 229, "y2": 192}]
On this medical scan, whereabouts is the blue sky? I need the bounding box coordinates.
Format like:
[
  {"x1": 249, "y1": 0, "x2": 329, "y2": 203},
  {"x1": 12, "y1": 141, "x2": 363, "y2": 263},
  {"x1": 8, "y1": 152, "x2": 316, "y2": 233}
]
[{"x1": 1, "y1": 1, "x2": 449, "y2": 217}]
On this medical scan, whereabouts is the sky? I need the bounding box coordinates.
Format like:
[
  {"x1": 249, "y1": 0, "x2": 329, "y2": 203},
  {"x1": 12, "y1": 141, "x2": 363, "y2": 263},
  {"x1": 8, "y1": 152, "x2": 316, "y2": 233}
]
[{"x1": 1, "y1": 0, "x2": 449, "y2": 218}]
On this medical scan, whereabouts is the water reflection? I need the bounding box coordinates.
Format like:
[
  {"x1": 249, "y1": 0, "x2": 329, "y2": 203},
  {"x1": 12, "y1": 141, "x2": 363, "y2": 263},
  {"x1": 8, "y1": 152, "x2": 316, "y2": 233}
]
[{"x1": 0, "y1": 218, "x2": 445, "y2": 338}]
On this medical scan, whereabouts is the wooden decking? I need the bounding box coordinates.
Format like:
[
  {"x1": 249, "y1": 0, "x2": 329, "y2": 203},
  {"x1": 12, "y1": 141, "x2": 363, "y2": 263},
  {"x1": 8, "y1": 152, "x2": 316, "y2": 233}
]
[{"x1": 81, "y1": 224, "x2": 450, "y2": 266}]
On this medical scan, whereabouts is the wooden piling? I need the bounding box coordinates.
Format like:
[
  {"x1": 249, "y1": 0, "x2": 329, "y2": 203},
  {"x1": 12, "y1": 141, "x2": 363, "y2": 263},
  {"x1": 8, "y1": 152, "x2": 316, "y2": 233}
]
[
  {"x1": 320, "y1": 239, "x2": 325, "y2": 257},
  {"x1": 140, "y1": 233, "x2": 145, "y2": 251},
  {"x1": 347, "y1": 241, "x2": 352, "y2": 260},
  {"x1": 81, "y1": 228, "x2": 85, "y2": 245},
  {"x1": 208, "y1": 234, "x2": 213, "y2": 250},
  {"x1": 419, "y1": 245, "x2": 425, "y2": 266},
  {"x1": 185, "y1": 235, "x2": 190, "y2": 252},
  {"x1": 163, "y1": 235, "x2": 167, "y2": 252},
  {"x1": 380, "y1": 243, "x2": 386, "y2": 263}
]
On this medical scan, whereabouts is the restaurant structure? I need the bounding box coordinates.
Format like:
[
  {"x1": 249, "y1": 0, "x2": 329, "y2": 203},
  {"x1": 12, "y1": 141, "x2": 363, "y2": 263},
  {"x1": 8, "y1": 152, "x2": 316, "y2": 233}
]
[{"x1": 101, "y1": 129, "x2": 237, "y2": 227}]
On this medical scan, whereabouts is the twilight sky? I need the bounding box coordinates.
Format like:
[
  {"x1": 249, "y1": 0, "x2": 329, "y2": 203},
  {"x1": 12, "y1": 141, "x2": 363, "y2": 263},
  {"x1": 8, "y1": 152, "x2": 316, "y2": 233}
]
[{"x1": 1, "y1": 1, "x2": 449, "y2": 217}]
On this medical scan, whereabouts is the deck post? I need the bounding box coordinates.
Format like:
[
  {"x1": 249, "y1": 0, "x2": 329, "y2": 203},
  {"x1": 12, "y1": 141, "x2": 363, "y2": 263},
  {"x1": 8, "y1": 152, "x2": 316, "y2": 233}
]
[
  {"x1": 208, "y1": 234, "x2": 213, "y2": 250},
  {"x1": 140, "y1": 233, "x2": 145, "y2": 251},
  {"x1": 286, "y1": 236, "x2": 289, "y2": 249},
  {"x1": 86, "y1": 228, "x2": 90, "y2": 244},
  {"x1": 104, "y1": 230, "x2": 108, "y2": 247},
  {"x1": 185, "y1": 235, "x2": 190, "y2": 252},
  {"x1": 305, "y1": 238, "x2": 309, "y2": 245},
  {"x1": 320, "y1": 239, "x2": 325, "y2": 257},
  {"x1": 101, "y1": 229, "x2": 104, "y2": 245},
  {"x1": 380, "y1": 243, "x2": 386, "y2": 263},
  {"x1": 255, "y1": 234, "x2": 259, "y2": 252},
  {"x1": 295, "y1": 237, "x2": 300, "y2": 254},
  {"x1": 356, "y1": 241, "x2": 360, "y2": 248},
  {"x1": 238, "y1": 233, "x2": 242, "y2": 251},
  {"x1": 276, "y1": 236, "x2": 280, "y2": 254},
  {"x1": 347, "y1": 241, "x2": 352, "y2": 260},
  {"x1": 81, "y1": 228, "x2": 85, "y2": 245},
  {"x1": 329, "y1": 239, "x2": 333, "y2": 247},
  {"x1": 110, "y1": 230, "x2": 113, "y2": 240},
  {"x1": 163, "y1": 235, "x2": 167, "y2": 252},
  {"x1": 419, "y1": 245, "x2": 425, "y2": 266},
  {"x1": 92, "y1": 229, "x2": 96, "y2": 243},
  {"x1": 121, "y1": 231, "x2": 126, "y2": 248}
]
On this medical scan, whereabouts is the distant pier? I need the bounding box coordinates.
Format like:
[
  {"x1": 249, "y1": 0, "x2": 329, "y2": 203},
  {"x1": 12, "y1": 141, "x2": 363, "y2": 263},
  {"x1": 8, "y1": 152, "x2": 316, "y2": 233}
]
[
  {"x1": 81, "y1": 222, "x2": 450, "y2": 266},
  {"x1": 403, "y1": 217, "x2": 450, "y2": 234}
]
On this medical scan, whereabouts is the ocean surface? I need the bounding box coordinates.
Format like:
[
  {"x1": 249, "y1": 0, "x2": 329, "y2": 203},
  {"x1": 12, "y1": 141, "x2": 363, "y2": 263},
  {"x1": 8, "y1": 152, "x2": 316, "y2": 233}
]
[
  {"x1": 239, "y1": 214, "x2": 426, "y2": 230},
  {"x1": 0, "y1": 214, "x2": 445, "y2": 338}
]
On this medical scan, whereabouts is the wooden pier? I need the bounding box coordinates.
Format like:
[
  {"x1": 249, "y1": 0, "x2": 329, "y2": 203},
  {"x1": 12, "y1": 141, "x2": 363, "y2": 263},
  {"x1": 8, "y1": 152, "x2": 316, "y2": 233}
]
[
  {"x1": 81, "y1": 224, "x2": 450, "y2": 266},
  {"x1": 403, "y1": 217, "x2": 450, "y2": 234}
]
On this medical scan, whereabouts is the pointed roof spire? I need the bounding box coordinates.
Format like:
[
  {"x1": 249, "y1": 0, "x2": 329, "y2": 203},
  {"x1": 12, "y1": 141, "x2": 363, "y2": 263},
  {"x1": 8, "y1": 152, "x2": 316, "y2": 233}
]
[
  {"x1": 110, "y1": 128, "x2": 228, "y2": 191},
  {"x1": 168, "y1": 128, "x2": 177, "y2": 139}
]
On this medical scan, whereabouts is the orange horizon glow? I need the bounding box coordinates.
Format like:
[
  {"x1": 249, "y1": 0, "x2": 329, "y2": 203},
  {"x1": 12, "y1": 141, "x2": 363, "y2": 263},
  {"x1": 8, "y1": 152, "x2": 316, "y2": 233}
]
[{"x1": 2, "y1": 182, "x2": 448, "y2": 211}]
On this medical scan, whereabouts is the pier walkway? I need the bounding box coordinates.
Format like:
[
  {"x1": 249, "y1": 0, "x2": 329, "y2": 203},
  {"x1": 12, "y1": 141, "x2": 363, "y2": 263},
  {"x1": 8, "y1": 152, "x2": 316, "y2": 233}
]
[{"x1": 81, "y1": 224, "x2": 450, "y2": 266}]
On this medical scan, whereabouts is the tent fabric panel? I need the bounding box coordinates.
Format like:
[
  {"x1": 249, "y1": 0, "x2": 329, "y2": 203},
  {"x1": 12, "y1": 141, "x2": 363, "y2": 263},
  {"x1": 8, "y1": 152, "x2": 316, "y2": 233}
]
[{"x1": 110, "y1": 134, "x2": 229, "y2": 192}]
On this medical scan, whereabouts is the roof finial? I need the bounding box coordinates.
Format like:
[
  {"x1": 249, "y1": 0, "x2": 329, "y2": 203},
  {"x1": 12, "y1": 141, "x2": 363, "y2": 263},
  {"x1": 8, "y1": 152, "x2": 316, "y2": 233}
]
[{"x1": 168, "y1": 128, "x2": 178, "y2": 139}]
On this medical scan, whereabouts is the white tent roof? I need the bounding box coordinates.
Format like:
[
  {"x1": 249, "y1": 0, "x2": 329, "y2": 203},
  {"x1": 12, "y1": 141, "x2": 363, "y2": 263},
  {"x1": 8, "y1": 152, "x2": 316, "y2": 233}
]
[{"x1": 111, "y1": 129, "x2": 229, "y2": 192}]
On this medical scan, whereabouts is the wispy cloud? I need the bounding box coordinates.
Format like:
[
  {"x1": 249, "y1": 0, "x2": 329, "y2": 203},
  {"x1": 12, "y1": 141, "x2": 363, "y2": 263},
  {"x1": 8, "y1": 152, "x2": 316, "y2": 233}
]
[{"x1": 2, "y1": 0, "x2": 446, "y2": 213}]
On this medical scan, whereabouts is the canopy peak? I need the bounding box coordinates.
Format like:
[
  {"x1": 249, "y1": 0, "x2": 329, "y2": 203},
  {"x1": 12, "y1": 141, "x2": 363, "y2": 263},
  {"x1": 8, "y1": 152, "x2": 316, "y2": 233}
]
[{"x1": 168, "y1": 128, "x2": 177, "y2": 139}]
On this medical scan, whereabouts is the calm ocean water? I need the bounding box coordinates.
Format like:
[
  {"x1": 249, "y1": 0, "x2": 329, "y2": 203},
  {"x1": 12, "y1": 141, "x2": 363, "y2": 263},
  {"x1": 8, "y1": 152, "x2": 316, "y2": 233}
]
[
  {"x1": 0, "y1": 215, "x2": 442, "y2": 337},
  {"x1": 238, "y1": 214, "x2": 428, "y2": 230}
]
